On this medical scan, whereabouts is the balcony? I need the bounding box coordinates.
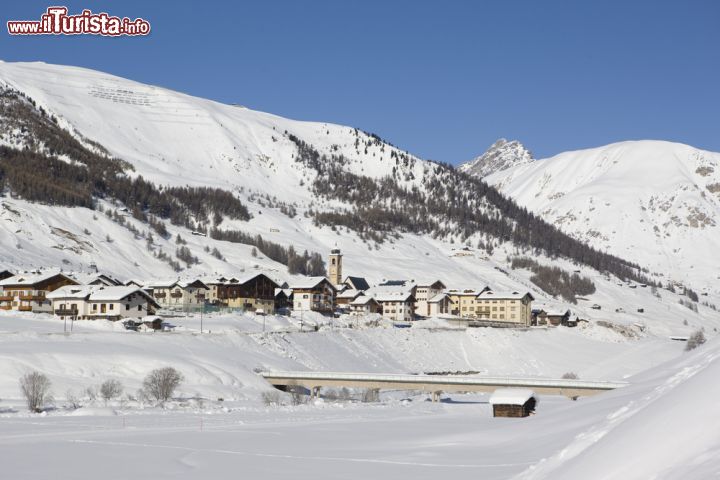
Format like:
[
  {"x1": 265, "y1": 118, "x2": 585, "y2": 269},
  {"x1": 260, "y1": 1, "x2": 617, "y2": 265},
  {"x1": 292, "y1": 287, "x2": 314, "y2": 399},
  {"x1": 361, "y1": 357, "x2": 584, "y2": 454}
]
[
  {"x1": 18, "y1": 305, "x2": 32, "y2": 312},
  {"x1": 20, "y1": 291, "x2": 46, "y2": 301},
  {"x1": 55, "y1": 308, "x2": 79, "y2": 316},
  {"x1": 0, "y1": 295, "x2": 13, "y2": 302},
  {"x1": 170, "y1": 292, "x2": 183, "y2": 298},
  {"x1": 154, "y1": 292, "x2": 167, "y2": 299},
  {"x1": 0, "y1": 305, "x2": 11, "y2": 310}
]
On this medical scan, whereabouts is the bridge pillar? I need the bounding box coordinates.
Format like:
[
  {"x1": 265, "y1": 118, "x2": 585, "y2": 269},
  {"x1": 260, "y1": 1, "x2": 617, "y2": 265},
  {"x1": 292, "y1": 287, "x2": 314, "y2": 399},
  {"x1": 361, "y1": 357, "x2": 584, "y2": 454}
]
[
  {"x1": 311, "y1": 386, "x2": 321, "y2": 399},
  {"x1": 431, "y1": 391, "x2": 442, "y2": 403}
]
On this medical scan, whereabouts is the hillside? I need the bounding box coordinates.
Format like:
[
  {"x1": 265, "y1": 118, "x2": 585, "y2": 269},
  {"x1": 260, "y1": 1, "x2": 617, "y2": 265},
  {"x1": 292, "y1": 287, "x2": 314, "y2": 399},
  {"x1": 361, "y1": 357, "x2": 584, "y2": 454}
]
[
  {"x1": 483, "y1": 140, "x2": 720, "y2": 291},
  {"x1": 0, "y1": 60, "x2": 654, "y2": 286}
]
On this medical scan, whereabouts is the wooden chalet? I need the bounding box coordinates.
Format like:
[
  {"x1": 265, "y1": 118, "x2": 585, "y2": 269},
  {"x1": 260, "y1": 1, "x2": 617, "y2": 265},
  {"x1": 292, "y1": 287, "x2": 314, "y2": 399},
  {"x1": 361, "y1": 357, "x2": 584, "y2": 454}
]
[
  {"x1": 489, "y1": 389, "x2": 537, "y2": 418},
  {"x1": 0, "y1": 272, "x2": 79, "y2": 313},
  {"x1": 216, "y1": 273, "x2": 279, "y2": 313}
]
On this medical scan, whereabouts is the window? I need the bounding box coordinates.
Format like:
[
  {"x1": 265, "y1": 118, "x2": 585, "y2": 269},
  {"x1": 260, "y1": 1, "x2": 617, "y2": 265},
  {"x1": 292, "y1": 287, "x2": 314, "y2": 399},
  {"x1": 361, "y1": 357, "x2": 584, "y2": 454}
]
[
  {"x1": 109, "y1": 304, "x2": 114, "y2": 310},
  {"x1": 138, "y1": 305, "x2": 142, "y2": 311},
  {"x1": 126, "y1": 304, "x2": 130, "y2": 310},
  {"x1": 92, "y1": 304, "x2": 97, "y2": 310}
]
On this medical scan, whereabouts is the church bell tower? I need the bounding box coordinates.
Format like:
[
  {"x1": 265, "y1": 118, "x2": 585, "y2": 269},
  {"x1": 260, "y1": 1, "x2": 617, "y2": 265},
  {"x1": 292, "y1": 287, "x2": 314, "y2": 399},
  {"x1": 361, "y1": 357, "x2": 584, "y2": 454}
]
[{"x1": 328, "y1": 248, "x2": 343, "y2": 286}]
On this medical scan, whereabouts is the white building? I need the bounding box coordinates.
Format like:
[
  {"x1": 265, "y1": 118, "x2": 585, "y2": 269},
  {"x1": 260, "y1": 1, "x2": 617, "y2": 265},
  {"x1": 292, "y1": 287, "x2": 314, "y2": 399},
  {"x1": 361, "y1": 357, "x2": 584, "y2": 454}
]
[
  {"x1": 47, "y1": 285, "x2": 159, "y2": 321},
  {"x1": 413, "y1": 280, "x2": 446, "y2": 317},
  {"x1": 289, "y1": 277, "x2": 336, "y2": 313}
]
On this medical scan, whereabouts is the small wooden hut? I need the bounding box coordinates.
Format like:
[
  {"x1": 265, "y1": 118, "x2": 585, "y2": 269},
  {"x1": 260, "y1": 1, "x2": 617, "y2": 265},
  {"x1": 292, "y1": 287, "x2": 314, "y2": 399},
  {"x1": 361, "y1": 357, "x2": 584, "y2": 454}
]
[{"x1": 489, "y1": 388, "x2": 537, "y2": 418}]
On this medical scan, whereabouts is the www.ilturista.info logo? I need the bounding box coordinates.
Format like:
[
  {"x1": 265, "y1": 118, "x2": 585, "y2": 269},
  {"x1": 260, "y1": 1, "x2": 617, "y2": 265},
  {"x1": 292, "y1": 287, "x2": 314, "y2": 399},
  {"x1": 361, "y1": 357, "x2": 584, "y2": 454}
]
[{"x1": 7, "y1": 7, "x2": 150, "y2": 36}]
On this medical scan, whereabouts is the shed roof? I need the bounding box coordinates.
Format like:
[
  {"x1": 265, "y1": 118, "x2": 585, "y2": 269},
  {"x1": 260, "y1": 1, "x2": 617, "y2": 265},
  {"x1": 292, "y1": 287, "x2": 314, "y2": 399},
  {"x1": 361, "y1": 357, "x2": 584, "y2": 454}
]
[{"x1": 489, "y1": 388, "x2": 537, "y2": 405}]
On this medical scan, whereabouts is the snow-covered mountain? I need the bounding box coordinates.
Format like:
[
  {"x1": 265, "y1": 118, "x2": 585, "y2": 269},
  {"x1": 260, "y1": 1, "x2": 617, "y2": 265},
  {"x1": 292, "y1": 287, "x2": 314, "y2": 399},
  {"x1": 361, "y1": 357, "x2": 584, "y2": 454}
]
[
  {"x1": 484, "y1": 140, "x2": 720, "y2": 289},
  {"x1": 0, "y1": 60, "x2": 717, "y2": 329},
  {"x1": 458, "y1": 138, "x2": 534, "y2": 178}
]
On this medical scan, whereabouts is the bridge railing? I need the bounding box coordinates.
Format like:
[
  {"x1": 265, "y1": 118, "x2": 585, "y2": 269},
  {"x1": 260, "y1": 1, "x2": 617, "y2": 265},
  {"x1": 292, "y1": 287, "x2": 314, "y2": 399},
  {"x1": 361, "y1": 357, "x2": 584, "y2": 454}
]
[{"x1": 259, "y1": 371, "x2": 628, "y2": 391}]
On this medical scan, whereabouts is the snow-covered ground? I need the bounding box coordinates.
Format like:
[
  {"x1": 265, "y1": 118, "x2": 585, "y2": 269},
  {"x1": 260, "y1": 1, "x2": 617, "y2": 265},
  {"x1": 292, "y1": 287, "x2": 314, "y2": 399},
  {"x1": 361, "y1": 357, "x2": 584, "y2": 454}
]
[{"x1": 1, "y1": 311, "x2": 718, "y2": 479}]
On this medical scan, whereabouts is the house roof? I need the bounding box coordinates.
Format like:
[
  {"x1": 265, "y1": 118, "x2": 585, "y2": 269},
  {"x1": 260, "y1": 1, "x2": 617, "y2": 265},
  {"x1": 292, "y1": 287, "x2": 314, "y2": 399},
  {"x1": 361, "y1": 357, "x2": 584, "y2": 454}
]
[
  {"x1": 289, "y1": 276, "x2": 335, "y2": 291},
  {"x1": 350, "y1": 295, "x2": 379, "y2": 306},
  {"x1": 477, "y1": 290, "x2": 534, "y2": 301},
  {"x1": 488, "y1": 388, "x2": 537, "y2": 406},
  {"x1": 344, "y1": 276, "x2": 370, "y2": 291},
  {"x1": 337, "y1": 288, "x2": 363, "y2": 299},
  {"x1": 88, "y1": 286, "x2": 155, "y2": 303},
  {"x1": 415, "y1": 280, "x2": 446, "y2": 289},
  {"x1": 0, "y1": 272, "x2": 77, "y2": 287},
  {"x1": 47, "y1": 285, "x2": 160, "y2": 308},
  {"x1": 372, "y1": 291, "x2": 415, "y2": 303},
  {"x1": 428, "y1": 292, "x2": 451, "y2": 303},
  {"x1": 47, "y1": 285, "x2": 96, "y2": 300}
]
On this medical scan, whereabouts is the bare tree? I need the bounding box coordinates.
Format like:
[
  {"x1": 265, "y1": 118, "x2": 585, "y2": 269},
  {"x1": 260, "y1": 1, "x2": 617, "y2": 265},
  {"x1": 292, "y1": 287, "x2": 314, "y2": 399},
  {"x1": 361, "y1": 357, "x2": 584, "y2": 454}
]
[
  {"x1": 561, "y1": 372, "x2": 579, "y2": 379},
  {"x1": 261, "y1": 390, "x2": 282, "y2": 406},
  {"x1": 686, "y1": 330, "x2": 707, "y2": 351},
  {"x1": 286, "y1": 381, "x2": 306, "y2": 406},
  {"x1": 19, "y1": 371, "x2": 52, "y2": 413},
  {"x1": 361, "y1": 388, "x2": 380, "y2": 403},
  {"x1": 142, "y1": 367, "x2": 184, "y2": 403},
  {"x1": 100, "y1": 379, "x2": 124, "y2": 404}
]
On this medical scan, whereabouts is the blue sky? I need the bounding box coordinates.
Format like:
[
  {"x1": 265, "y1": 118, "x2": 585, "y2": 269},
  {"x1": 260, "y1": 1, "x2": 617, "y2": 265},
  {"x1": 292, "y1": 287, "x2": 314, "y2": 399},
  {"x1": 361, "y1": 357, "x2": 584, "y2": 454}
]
[{"x1": 2, "y1": 0, "x2": 719, "y2": 163}]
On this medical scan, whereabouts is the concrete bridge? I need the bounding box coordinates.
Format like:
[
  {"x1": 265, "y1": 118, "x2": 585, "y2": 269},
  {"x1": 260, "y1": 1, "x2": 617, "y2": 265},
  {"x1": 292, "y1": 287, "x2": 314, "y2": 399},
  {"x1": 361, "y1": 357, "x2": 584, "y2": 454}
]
[{"x1": 260, "y1": 371, "x2": 628, "y2": 401}]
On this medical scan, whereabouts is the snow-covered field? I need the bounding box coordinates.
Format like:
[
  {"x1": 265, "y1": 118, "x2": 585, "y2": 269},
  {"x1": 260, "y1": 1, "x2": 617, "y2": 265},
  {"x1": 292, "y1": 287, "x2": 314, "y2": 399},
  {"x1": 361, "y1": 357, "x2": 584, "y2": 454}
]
[{"x1": 1, "y1": 311, "x2": 717, "y2": 479}]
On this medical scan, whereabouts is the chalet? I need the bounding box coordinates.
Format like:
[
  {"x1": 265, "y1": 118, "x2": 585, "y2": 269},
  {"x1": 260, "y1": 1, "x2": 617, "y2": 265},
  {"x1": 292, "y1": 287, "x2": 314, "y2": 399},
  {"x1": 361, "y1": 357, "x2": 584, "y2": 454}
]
[
  {"x1": 200, "y1": 276, "x2": 237, "y2": 304},
  {"x1": 336, "y1": 288, "x2": 364, "y2": 306},
  {"x1": 427, "y1": 292, "x2": 453, "y2": 316},
  {"x1": 475, "y1": 290, "x2": 534, "y2": 326},
  {"x1": 349, "y1": 295, "x2": 381, "y2": 315},
  {"x1": 539, "y1": 309, "x2": 571, "y2": 326},
  {"x1": 148, "y1": 279, "x2": 209, "y2": 310},
  {"x1": 0, "y1": 272, "x2": 79, "y2": 313},
  {"x1": 289, "y1": 277, "x2": 337, "y2": 313},
  {"x1": 343, "y1": 276, "x2": 370, "y2": 291},
  {"x1": 47, "y1": 285, "x2": 159, "y2": 321},
  {"x1": 414, "y1": 280, "x2": 446, "y2": 317},
  {"x1": 489, "y1": 389, "x2": 537, "y2": 418},
  {"x1": 216, "y1": 273, "x2": 279, "y2": 313}
]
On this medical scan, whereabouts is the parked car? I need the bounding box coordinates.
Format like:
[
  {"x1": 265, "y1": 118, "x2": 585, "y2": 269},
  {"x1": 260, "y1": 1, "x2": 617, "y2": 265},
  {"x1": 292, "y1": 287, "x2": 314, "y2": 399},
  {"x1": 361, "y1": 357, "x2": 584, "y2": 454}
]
[{"x1": 591, "y1": 304, "x2": 601, "y2": 310}]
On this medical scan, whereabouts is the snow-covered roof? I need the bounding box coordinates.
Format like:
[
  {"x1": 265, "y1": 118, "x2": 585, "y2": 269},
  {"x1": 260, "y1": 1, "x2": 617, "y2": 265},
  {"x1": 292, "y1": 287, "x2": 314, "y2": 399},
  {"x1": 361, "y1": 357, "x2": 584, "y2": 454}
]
[
  {"x1": 337, "y1": 288, "x2": 363, "y2": 299},
  {"x1": 145, "y1": 279, "x2": 179, "y2": 289},
  {"x1": 0, "y1": 271, "x2": 75, "y2": 287},
  {"x1": 428, "y1": 293, "x2": 450, "y2": 303},
  {"x1": 289, "y1": 276, "x2": 333, "y2": 290},
  {"x1": 88, "y1": 286, "x2": 150, "y2": 302},
  {"x1": 46, "y1": 285, "x2": 95, "y2": 300},
  {"x1": 350, "y1": 295, "x2": 378, "y2": 306},
  {"x1": 47, "y1": 285, "x2": 158, "y2": 306},
  {"x1": 488, "y1": 388, "x2": 537, "y2": 405},
  {"x1": 372, "y1": 291, "x2": 415, "y2": 303},
  {"x1": 477, "y1": 290, "x2": 533, "y2": 301}
]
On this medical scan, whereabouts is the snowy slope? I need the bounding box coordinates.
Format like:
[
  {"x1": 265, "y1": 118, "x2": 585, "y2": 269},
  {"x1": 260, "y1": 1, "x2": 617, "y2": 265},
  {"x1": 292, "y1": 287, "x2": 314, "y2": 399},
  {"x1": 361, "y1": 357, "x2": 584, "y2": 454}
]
[
  {"x1": 485, "y1": 140, "x2": 720, "y2": 290},
  {"x1": 0, "y1": 61, "x2": 717, "y2": 334}
]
